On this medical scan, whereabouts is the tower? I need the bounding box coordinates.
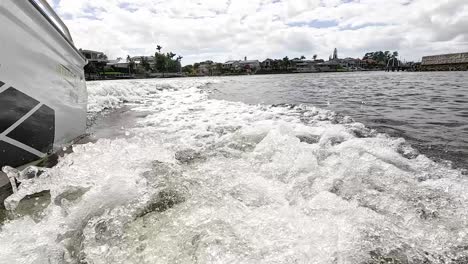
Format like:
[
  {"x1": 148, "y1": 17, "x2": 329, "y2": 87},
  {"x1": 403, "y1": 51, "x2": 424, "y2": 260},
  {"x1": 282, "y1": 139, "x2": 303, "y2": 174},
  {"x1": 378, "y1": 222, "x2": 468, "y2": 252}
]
[{"x1": 333, "y1": 48, "x2": 338, "y2": 60}]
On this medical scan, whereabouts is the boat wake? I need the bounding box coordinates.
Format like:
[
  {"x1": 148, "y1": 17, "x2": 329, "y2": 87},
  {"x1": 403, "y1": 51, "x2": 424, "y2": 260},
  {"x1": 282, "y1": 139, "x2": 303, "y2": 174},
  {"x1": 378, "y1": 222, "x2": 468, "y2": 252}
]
[{"x1": 0, "y1": 79, "x2": 467, "y2": 264}]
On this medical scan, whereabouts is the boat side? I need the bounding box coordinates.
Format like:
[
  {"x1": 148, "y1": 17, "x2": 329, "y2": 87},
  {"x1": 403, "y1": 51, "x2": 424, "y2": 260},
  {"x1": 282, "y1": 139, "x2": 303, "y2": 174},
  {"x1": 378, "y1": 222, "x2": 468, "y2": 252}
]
[{"x1": 0, "y1": 1, "x2": 87, "y2": 188}]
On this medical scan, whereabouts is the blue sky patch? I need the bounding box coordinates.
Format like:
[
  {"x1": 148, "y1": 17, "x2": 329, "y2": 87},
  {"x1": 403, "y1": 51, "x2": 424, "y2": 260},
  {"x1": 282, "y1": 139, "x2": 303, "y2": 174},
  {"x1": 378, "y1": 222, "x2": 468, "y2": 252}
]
[
  {"x1": 51, "y1": 0, "x2": 60, "y2": 8},
  {"x1": 118, "y1": 2, "x2": 139, "y2": 12},
  {"x1": 341, "y1": 22, "x2": 389, "y2": 30},
  {"x1": 288, "y1": 20, "x2": 338, "y2": 28},
  {"x1": 80, "y1": 5, "x2": 105, "y2": 20}
]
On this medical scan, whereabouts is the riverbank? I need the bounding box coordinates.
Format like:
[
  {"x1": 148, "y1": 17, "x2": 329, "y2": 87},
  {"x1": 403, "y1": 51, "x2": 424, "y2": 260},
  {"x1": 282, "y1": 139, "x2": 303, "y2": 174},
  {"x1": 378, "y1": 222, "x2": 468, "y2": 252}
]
[
  {"x1": 85, "y1": 72, "x2": 184, "y2": 81},
  {"x1": 86, "y1": 66, "x2": 467, "y2": 81},
  {"x1": 88, "y1": 68, "x2": 385, "y2": 81}
]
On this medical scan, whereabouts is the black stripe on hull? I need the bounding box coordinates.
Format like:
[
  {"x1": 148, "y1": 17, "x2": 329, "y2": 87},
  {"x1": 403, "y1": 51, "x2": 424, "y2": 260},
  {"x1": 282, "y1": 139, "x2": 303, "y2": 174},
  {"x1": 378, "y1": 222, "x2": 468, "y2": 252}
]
[
  {"x1": 7, "y1": 105, "x2": 55, "y2": 153},
  {"x1": 0, "y1": 83, "x2": 56, "y2": 169},
  {"x1": 0, "y1": 141, "x2": 40, "y2": 168},
  {"x1": 0, "y1": 87, "x2": 40, "y2": 133}
]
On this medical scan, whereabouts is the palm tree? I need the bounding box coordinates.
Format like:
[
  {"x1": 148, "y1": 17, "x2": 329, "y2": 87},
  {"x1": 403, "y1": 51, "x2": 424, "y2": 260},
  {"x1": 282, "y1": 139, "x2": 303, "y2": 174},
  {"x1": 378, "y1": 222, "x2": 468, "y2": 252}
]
[
  {"x1": 175, "y1": 56, "x2": 183, "y2": 72},
  {"x1": 384, "y1": 51, "x2": 391, "y2": 61},
  {"x1": 126, "y1": 55, "x2": 134, "y2": 74},
  {"x1": 156, "y1": 45, "x2": 162, "y2": 53}
]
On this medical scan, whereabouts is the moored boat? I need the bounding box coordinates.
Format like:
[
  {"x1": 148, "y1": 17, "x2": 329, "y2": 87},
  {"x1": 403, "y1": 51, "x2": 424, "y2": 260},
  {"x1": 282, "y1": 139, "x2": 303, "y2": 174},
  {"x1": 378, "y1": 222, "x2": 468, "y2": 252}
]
[{"x1": 0, "y1": 0, "x2": 87, "y2": 191}]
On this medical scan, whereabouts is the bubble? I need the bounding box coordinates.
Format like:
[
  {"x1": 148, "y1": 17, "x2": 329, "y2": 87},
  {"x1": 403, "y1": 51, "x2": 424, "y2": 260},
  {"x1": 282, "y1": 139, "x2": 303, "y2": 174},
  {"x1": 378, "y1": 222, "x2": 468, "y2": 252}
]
[{"x1": 0, "y1": 78, "x2": 466, "y2": 264}]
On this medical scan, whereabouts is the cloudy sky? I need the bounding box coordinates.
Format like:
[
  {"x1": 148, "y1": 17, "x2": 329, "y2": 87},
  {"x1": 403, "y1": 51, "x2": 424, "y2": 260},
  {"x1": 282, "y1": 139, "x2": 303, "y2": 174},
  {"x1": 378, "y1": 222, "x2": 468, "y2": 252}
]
[{"x1": 50, "y1": 0, "x2": 468, "y2": 65}]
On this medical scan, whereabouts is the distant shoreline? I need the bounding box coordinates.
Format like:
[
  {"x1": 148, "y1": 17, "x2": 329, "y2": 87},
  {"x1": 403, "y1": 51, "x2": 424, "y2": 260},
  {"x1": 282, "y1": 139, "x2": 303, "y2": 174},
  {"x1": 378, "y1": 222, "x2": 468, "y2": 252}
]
[{"x1": 85, "y1": 68, "x2": 468, "y2": 81}]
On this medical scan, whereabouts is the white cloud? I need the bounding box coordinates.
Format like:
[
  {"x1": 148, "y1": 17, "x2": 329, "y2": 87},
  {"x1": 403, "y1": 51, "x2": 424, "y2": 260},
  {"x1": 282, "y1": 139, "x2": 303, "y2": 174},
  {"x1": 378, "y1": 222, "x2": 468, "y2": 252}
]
[{"x1": 51, "y1": 0, "x2": 468, "y2": 64}]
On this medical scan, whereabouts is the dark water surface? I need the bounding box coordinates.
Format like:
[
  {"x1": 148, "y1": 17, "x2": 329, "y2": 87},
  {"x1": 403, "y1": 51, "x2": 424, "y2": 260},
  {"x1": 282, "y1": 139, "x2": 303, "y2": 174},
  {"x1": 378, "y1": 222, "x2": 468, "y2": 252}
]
[{"x1": 210, "y1": 72, "x2": 468, "y2": 170}]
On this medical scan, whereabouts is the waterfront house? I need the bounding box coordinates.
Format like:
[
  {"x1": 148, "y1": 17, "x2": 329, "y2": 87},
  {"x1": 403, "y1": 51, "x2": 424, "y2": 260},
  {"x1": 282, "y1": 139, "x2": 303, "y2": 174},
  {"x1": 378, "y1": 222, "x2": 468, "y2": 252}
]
[
  {"x1": 316, "y1": 60, "x2": 340, "y2": 72},
  {"x1": 261, "y1": 59, "x2": 274, "y2": 71},
  {"x1": 79, "y1": 49, "x2": 108, "y2": 63},
  {"x1": 195, "y1": 61, "x2": 222, "y2": 76},
  {"x1": 237, "y1": 59, "x2": 260, "y2": 72},
  {"x1": 80, "y1": 49, "x2": 109, "y2": 80},
  {"x1": 340, "y1": 57, "x2": 366, "y2": 70},
  {"x1": 107, "y1": 61, "x2": 131, "y2": 71},
  {"x1": 289, "y1": 58, "x2": 304, "y2": 71},
  {"x1": 197, "y1": 63, "x2": 211, "y2": 75},
  {"x1": 223, "y1": 58, "x2": 260, "y2": 73},
  {"x1": 131, "y1": 56, "x2": 156, "y2": 68},
  {"x1": 223, "y1": 60, "x2": 238, "y2": 70},
  {"x1": 294, "y1": 60, "x2": 318, "y2": 73}
]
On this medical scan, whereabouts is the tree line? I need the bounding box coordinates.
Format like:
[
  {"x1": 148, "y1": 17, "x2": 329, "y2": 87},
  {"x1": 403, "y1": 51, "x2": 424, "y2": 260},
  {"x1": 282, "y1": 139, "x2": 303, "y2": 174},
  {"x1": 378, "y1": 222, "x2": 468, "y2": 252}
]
[
  {"x1": 83, "y1": 44, "x2": 183, "y2": 79},
  {"x1": 125, "y1": 45, "x2": 182, "y2": 74},
  {"x1": 182, "y1": 54, "x2": 322, "y2": 76},
  {"x1": 363, "y1": 51, "x2": 399, "y2": 64}
]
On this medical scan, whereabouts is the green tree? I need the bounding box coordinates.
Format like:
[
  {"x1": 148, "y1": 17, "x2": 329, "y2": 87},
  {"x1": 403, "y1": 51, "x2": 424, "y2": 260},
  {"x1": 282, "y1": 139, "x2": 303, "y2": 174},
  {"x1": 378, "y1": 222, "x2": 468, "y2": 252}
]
[
  {"x1": 313, "y1": 54, "x2": 317, "y2": 61},
  {"x1": 155, "y1": 52, "x2": 167, "y2": 72},
  {"x1": 167, "y1": 59, "x2": 177, "y2": 72},
  {"x1": 272, "y1": 60, "x2": 281, "y2": 71},
  {"x1": 282, "y1": 56, "x2": 290, "y2": 70},
  {"x1": 182, "y1": 65, "x2": 194, "y2": 75},
  {"x1": 84, "y1": 62, "x2": 97, "y2": 78},
  {"x1": 141, "y1": 56, "x2": 151, "y2": 71},
  {"x1": 156, "y1": 45, "x2": 162, "y2": 53},
  {"x1": 126, "y1": 55, "x2": 135, "y2": 74},
  {"x1": 363, "y1": 50, "x2": 400, "y2": 65},
  {"x1": 176, "y1": 56, "x2": 183, "y2": 72},
  {"x1": 167, "y1": 52, "x2": 176, "y2": 59},
  {"x1": 214, "y1": 63, "x2": 223, "y2": 75}
]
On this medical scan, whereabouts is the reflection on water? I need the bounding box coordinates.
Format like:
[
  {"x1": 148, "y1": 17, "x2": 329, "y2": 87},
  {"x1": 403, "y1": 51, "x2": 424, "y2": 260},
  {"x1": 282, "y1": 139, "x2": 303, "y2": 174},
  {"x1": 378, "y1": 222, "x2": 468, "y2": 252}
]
[{"x1": 210, "y1": 72, "x2": 468, "y2": 169}]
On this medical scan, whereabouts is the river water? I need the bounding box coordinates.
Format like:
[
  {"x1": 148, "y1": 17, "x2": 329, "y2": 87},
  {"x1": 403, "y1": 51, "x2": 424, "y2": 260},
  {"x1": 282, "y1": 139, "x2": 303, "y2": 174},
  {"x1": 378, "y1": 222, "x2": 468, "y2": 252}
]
[
  {"x1": 211, "y1": 72, "x2": 468, "y2": 170},
  {"x1": 1, "y1": 74, "x2": 468, "y2": 263}
]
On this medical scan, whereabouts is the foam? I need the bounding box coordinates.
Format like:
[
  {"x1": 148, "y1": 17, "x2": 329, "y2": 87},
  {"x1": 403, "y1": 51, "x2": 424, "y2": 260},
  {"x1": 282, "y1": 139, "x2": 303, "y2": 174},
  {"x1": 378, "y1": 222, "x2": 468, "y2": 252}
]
[{"x1": 0, "y1": 78, "x2": 466, "y2": 264}]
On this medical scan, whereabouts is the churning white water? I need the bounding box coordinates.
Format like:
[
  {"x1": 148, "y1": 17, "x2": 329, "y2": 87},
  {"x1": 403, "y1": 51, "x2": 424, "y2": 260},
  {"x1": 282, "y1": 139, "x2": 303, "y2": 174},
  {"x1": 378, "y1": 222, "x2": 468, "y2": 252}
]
[{"x1": 1, "y1": 78, "x2": 467, "y2": 264}]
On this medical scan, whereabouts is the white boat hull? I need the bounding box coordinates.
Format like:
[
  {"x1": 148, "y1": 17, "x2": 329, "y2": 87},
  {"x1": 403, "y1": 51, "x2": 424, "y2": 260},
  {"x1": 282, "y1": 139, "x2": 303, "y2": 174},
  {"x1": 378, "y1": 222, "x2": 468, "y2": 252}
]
[{"x1": 0, "y1": 0, "x2": 87, "y2": 188}]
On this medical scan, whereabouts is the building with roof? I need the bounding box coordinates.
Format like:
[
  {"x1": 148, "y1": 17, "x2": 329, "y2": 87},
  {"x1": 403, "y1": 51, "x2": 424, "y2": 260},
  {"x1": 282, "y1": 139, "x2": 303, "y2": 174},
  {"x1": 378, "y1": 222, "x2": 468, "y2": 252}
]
[
  {"x1": 421, "y1": 52, "x2": 468, "y2": 71},
  {"x1": 131, "y1": 56, "x2": 156, "y2": 67},
  {"x1": 79, "y1": 49, "x2": 108, "y2": 63},
  {"x1": 222, "y1": 60, "x2": 238, "y2": 70},
  {"x1": 260, "y1": 59, "x2": 274, "y2": 71},
  {"x1": 223, "y1": 58, "x2": 260, "y2": 72},
  {"x1": 237, "y1": 59, "x2": 260, "y2": 71},
  {"x1": 197, "y1": 61, "x2": 213, "y2": 75},
  {"x1": 294, "y1": 60, "x2": 318, "y2": 73}
]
